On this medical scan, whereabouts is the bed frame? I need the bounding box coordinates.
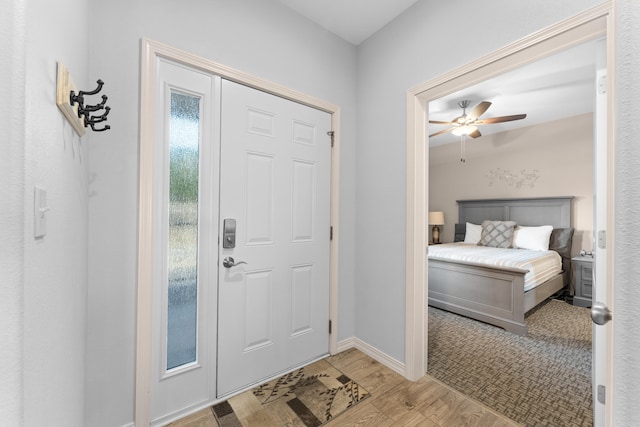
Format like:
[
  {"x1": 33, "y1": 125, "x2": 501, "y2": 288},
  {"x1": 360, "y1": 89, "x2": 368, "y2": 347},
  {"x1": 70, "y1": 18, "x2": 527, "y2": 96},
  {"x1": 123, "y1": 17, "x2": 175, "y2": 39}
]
[{"x1": 428, "y1": 197, "x2": 573, "y2": 335}]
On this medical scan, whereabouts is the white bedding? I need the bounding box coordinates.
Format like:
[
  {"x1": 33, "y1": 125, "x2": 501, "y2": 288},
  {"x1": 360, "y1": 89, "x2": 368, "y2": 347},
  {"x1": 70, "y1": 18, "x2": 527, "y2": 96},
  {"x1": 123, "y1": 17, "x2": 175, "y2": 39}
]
[{"x1": 428, "y1": 242, "x2": 562, "y2": 292}]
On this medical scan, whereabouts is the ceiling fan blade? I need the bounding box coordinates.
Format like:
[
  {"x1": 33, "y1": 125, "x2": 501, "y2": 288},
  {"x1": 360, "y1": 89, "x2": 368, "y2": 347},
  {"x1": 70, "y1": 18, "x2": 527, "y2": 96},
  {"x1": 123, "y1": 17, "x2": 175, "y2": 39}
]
[
  {"x1": 469, "y1": 129, "x2": 482, "y2": 138},
  {"x1": 429, "y1": 127, "x2": 455, "y2": 138},
  {"x1": 475, "y1": 114, "x2": 527, "y2": 124},
  {"x1": 466, "y1": 101, "x2": 492, "y2": 121},
  {"x1": 429, "y1": 120, "x2": 455, "y2": 125}
]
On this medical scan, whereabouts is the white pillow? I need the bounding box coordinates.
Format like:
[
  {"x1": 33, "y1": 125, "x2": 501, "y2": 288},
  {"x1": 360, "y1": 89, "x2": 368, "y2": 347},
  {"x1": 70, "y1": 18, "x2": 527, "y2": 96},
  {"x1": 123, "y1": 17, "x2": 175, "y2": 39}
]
[
  {"x1": 464, "y1": 222, "x2": 482, "y2": 244},
  {"x1": 513, "y1": 225, "x2": 553, "y2": 251}
]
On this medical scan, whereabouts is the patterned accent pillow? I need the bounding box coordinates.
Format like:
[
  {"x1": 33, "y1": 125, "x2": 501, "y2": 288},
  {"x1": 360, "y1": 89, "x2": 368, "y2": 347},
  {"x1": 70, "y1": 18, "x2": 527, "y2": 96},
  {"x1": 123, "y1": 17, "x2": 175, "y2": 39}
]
[{"x1": 478, "y1": 220, "x2": 517, "y2": 248}]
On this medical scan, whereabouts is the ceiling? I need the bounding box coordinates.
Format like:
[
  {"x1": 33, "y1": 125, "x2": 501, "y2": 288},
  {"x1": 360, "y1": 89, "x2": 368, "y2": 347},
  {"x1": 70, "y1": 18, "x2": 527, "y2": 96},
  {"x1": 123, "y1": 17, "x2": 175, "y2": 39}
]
[
  {"x1": 276, "y1": 0, "x2": 419, "y2": 45},
  {"x1": 428, "y1": 40, "x2": 601, "y2": 147},
  {"x1": 276, "y1": 1, "x2": 601, "y2": 147}
]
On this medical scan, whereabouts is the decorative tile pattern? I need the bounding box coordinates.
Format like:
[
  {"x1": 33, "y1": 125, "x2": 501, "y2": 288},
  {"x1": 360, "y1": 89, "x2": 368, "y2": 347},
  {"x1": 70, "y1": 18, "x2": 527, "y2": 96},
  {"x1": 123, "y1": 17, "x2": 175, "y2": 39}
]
[{"x1": 212, "y1": 361, "x2": 369, "y2": 426}]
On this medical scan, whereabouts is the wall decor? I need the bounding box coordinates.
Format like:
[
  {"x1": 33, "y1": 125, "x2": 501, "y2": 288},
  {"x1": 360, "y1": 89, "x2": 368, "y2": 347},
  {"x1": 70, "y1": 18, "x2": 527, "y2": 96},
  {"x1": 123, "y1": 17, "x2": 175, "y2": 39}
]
[
  {"x1": 56, "y1": 62, "x2": 111, "y2": 135},
  {"x1": 487, "y1": 168, "x2": 540, "y2": 189}
]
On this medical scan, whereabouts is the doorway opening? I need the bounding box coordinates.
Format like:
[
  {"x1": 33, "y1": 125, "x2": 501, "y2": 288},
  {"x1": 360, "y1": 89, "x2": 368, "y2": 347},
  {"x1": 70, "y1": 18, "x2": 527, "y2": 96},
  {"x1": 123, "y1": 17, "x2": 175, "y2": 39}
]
[
  {"x1": 405, "y1": 3, "x2": 614, "y2": 425},
  {"x1": 425, "y1": 37, "x2": 602, "y2": 426}
]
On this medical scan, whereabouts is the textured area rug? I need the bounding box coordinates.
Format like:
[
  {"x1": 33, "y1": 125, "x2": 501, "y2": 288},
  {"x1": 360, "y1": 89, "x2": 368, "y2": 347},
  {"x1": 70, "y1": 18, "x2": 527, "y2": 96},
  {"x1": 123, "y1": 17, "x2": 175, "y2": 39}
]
[
  {"x1": 212, "y1": 359, "x2": 369, "y2": 426},
  {"x1": 428, "y1": 299, "x2": 592, "y2": 427}
]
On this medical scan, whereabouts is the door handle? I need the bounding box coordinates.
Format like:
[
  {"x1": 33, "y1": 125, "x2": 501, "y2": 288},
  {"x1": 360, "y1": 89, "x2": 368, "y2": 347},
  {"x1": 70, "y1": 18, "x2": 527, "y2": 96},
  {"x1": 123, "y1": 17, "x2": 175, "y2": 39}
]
[
  {"x1": 222, "y1": 256, "x2": 247, "y2": 268},
  {"x1": 591, "y1": 302, "x2": 612, "y2": 325}
]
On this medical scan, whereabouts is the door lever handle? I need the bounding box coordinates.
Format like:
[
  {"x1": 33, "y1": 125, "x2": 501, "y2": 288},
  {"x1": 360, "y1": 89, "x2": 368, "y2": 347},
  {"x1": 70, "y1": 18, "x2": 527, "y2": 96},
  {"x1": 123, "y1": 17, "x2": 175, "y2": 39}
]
[{"x1": 222, "y1": 256, "x2": 247, "y2": 268}]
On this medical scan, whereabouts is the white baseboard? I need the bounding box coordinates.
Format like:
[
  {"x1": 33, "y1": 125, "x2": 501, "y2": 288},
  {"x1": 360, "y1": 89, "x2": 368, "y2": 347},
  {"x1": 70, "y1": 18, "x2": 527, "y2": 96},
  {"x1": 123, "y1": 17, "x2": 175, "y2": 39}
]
[
  {"x1": 336, "y1": 337, "x2": 406, "y2": 376},
  {"x1": 335, "y1": 336, "x2": 357, "y2": 353}
]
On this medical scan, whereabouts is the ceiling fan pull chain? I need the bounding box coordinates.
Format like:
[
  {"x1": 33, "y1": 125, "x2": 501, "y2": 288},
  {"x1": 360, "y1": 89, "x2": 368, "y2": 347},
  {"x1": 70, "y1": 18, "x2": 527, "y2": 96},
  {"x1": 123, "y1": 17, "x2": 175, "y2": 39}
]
[{"x1": 460, "y1": 135, "x2": 466, "y2": 163}]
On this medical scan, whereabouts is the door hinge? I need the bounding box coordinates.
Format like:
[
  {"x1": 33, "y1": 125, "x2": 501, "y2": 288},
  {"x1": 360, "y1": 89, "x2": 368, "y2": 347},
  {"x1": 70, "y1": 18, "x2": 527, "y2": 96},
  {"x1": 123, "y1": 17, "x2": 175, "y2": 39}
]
[
  {"x1": 597, "y1": 384, "x2": 606, "y2": 404},
  {"x1": 598, "y1": 230, "x2": 606, "y2": 249},
  {"x1": 330, "y1": 226, "x2": 333, "y2": 240},
  {"x1": 327, "y1": 131, "x2": 335, "y2": 147},
  {"x1": 598, "y1": 74, "x2": 607, "y2": 95},
  {"x1": 329, "y1": 320, "x2": 332, "y2": 334}
]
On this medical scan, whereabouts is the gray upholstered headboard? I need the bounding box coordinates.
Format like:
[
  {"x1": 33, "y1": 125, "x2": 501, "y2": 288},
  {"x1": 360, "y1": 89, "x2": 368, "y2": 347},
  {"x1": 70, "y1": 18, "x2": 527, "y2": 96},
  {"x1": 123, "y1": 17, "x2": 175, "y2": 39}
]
[
  {"x1": 453, "y1": 196, "x2": 575, "y2": 286},
  {"x1": 457, "y1": 197, "x2": 573, "y2": 228}
]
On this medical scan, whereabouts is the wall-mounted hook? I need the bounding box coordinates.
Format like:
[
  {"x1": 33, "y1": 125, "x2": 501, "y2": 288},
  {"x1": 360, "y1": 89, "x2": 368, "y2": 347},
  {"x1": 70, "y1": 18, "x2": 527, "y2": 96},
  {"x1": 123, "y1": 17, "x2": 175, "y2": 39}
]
[
  {"x1": 87, "y1": 106, "x2": 111, "y2": 132},
  {"x1": 80, "y1": 94, "x2": 108, "y2": 113},
  {"x1": 70, "y1": 79, "x2": 104, "y2": 105},
  {"x1": 69, "y1": 78, "x2": 111, "y2": 132}
]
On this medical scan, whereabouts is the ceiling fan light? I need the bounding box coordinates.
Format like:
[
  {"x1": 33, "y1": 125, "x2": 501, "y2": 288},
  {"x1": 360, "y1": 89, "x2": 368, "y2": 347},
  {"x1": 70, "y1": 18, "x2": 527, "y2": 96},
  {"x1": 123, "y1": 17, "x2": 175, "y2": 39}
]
[{"x1": 451, "y1": 125, "x2": 478, "y2": 136}]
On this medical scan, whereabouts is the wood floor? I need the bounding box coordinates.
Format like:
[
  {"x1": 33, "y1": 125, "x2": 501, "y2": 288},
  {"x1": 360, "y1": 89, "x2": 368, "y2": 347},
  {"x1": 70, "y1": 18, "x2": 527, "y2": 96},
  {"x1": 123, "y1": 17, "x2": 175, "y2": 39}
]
[{"x1": 168, "y1": 348, "x2": 521, "y2": 427}]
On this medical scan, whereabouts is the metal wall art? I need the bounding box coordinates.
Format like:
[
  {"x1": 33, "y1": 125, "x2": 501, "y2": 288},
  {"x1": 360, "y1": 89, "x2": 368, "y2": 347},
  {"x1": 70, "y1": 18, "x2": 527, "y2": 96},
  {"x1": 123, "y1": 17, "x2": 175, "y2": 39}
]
[{"x1": 487, "y1": 168, "x2": 540, "y2": 189}]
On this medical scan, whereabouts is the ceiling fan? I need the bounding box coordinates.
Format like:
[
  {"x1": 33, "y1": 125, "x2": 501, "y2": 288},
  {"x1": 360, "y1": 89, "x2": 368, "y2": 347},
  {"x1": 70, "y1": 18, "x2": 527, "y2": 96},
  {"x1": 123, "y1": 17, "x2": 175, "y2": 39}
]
[{"x1": 429, "y1": 100, "x2": 527, "y2": 139}]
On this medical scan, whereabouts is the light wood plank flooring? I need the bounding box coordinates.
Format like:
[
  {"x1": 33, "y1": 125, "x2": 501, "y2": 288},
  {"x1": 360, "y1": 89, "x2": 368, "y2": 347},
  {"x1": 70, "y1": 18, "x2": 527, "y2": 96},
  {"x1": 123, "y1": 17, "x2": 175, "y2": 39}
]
[{"x1": 168, "y1": 348, "x2": 521, "y2": 427}]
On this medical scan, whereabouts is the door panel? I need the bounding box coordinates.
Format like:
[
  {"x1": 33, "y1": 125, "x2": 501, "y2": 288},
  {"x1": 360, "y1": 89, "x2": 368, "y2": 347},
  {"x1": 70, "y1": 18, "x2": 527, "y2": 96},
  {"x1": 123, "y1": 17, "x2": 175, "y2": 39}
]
[
  {"x1": 292, "y1": 160, "x2": 315, "y2": 241},
  {"x1": 151, "y1": 59, "x2": 220, "y2": 423},
  {"x1": 245, "y1": 152, "x2": 274, "y2": 244},
  {"x1": 217, "y1": 80, "x2": 331, "y2": 397}
]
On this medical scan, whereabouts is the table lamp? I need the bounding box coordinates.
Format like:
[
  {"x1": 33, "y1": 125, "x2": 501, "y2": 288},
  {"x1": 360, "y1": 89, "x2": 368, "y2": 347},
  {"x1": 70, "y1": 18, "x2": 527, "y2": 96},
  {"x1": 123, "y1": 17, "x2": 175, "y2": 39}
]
[{"x1": 428, "y1": 211, "x2": 445, "y2": 244}]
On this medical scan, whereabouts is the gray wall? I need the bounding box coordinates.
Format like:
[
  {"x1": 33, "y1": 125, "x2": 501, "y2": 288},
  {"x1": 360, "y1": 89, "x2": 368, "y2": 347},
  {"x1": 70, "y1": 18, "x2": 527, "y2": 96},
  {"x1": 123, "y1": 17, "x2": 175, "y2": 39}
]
[
  {"x1": 0, "y1": 2, "x2": 26, "y2": 425},
  {"x1": 1, "y1": 0, "x2": 90, "y2": 426},
  {"x1": 85, "y1": 1, "x2": 358, "y2": 425}
]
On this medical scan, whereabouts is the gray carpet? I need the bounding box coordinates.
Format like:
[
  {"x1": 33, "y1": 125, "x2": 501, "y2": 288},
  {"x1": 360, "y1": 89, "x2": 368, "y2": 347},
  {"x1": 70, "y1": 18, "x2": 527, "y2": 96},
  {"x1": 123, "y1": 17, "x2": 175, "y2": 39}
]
[{"x1": 428, "y1": 299, "x2": 592, "y2": 427}]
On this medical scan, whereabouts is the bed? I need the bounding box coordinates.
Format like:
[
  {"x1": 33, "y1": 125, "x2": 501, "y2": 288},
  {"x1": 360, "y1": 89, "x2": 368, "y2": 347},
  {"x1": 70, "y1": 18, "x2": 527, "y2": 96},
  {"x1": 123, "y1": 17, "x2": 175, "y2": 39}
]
[{"x1": 427, "y1": 197, "x2": 574, "y2": 335}]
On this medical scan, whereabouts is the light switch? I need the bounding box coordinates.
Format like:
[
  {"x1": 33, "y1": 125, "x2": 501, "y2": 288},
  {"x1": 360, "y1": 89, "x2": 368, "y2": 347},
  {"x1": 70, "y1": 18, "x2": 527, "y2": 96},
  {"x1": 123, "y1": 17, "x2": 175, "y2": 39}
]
[{"x1": 34, "y1": 186, "x2": 48, "y2": 238}]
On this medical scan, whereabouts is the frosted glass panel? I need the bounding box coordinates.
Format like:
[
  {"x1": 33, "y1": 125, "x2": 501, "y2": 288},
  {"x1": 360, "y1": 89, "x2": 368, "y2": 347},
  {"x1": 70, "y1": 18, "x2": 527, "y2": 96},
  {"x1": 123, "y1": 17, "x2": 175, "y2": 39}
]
[{"x1": 167, "y1": 92, "x2": 200, "y2": 370}]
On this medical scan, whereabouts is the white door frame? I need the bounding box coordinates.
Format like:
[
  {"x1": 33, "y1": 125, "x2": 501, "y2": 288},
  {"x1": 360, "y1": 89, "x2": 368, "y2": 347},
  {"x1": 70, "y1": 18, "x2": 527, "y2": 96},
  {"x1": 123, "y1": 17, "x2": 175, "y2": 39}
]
[
  {"x1": 136, "y1": 38, "x2": 341, "y2": 426},
  {"x1": 405, "y1": 2, "x2": 615, "y2": 424}
]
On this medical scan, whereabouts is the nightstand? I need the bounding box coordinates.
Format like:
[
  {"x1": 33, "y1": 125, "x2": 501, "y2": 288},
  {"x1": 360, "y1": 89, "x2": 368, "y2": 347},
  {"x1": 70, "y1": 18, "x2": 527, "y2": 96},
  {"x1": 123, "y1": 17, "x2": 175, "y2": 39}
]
[{"x1": 571, "y1": 256, "x2": 593, "y2": 307}]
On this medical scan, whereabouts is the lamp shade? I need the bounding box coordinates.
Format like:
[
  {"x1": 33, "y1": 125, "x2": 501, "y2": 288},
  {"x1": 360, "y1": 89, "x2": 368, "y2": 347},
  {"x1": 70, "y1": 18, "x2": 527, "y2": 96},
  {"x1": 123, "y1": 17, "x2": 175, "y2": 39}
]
[
  {"x1": 428, "y1": 211, "x2": 444, "y2": 225},
  {"x1": 451, "y1": 125, "x2": 478, "y2": 136}
]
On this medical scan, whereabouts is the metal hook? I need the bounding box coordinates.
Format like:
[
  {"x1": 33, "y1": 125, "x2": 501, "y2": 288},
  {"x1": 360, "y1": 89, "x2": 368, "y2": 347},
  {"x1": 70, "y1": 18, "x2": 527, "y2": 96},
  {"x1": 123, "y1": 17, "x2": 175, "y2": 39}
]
[
  {"x1": 70, "y1": 80, "x2": 104, "y2": 108},
  {"x1": 86, "y1": 106, "x2": 110, "y2": 124},
  {"x1": 79, "y1": 79, "x2": 104, "y2": 97},
  {"x1": 81, "y1": 95, "x2": 108, "y2": 113},
  {"x1": 89, "y1": 123, "x2": 111, "y2": 132}
]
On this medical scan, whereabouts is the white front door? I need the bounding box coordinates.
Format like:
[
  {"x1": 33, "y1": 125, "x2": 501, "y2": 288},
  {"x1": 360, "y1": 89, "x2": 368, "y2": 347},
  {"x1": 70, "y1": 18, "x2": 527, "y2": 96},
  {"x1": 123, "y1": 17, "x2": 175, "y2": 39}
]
[
  {"x1": 217, "y1": 80, "x2": 332, "y2": 396},
  {"x1": 151, "y1": 59, "x2": 221, "y2": 423}
]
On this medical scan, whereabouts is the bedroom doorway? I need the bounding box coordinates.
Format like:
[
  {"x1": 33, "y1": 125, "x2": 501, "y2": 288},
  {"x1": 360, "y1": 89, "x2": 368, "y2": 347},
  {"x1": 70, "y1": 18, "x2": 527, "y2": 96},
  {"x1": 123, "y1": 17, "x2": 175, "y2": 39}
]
[
  {"x1": 425, "y1": 40, "x2": 598, "y2": 421},
  {"x1": 405, "y1": 4, "x2": 614, "y2": 426}
]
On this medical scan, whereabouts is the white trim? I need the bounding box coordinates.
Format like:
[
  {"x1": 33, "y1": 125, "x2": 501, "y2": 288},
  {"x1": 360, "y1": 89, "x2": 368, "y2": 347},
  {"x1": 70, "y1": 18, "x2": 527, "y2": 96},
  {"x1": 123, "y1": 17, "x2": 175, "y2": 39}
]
[
  {"x1": 337, "y1": 337, "x2": 406, "y2": 376},
  {"x1": 405, "y1": 3, "x2": 614, "y2": 421},
  {"x1": 404, "y1": 92, "x2": 428, "y2": 381},
  {"x1": 604, "y1": 7, "x2": 616, "y2": 425},
  {"x1": 329, "y1": 113, "x2": 341, "y2": 356},
  {"x1": 335, "y1": 336, "x2": 357, "y2": 354},
  {"x1": 135, "y1": 38, "x2": 156, "y2": 427},
  {"x1": 136, "y1": 38, "x2": 341, "y2": 427}
]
